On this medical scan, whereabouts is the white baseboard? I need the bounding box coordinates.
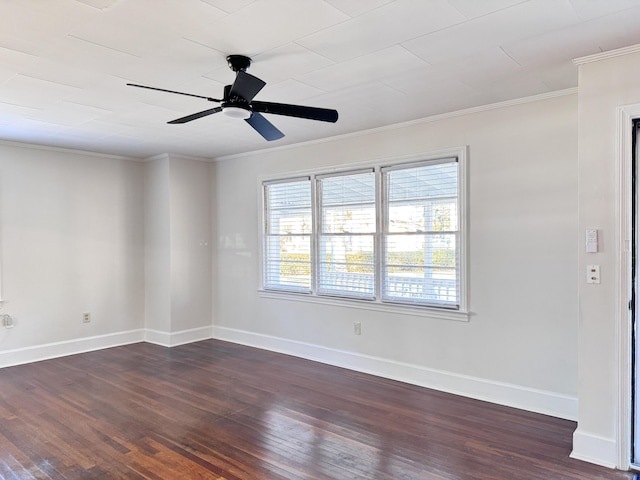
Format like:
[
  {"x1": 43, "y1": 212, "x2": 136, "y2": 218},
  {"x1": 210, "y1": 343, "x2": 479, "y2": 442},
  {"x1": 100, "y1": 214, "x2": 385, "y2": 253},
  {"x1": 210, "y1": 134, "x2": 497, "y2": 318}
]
[
  {"x1": 145, "y1": 325, "x2": 213, "y2": 347},
  {"x1": 0, "y1": 329, "x2": 146, "y2": 368},
  {"x1": 0, "y1": 324, "x2": 578, "y2": 422},
  {"x1": 571, "y1": 429, "x2": 618, "y2": 469},
  {"x1": 213, "y1": 326, "x2": 578, "y2": 421},
  {"x1": 0, "y1": 325, "x2": 214, "y2": 368}
]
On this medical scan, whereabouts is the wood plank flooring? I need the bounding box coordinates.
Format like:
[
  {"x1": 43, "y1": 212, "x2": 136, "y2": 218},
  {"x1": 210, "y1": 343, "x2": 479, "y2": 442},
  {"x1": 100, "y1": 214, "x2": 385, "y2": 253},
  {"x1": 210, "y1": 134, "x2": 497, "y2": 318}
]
[{"x1": 0, "y1": 339, "x2": 635, "y2": 479}]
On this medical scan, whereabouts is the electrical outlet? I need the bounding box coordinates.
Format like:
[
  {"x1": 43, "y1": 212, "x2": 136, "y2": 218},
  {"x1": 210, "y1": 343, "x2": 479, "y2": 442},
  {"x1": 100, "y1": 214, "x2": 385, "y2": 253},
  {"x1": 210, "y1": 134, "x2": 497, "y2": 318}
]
[
  {"x1": 83, "y1": 312, "x2": 91, "y2": 323},
  {"x1": 586, "y1": 265, "x2": 601, "y2": 284},
  {"x1": 2, "y1": 314, "x2": 14, "y2": 328},
  {"x1": 354, "y1": 322, "x2": 361, "y2": 335}
]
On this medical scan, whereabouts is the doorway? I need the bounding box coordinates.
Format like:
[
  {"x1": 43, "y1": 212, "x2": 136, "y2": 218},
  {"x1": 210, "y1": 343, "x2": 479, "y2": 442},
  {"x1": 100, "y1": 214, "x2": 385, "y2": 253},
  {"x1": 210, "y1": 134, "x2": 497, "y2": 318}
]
[{"x1": 633, "y1": 118, "x2": 640, "y2": 466}]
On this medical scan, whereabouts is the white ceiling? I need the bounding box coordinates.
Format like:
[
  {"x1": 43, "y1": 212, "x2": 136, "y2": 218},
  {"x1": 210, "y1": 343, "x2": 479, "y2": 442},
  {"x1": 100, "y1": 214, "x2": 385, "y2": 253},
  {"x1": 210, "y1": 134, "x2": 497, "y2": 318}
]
[{"x1": 1, "y1": 0, "x2": 640, "y2": 159}]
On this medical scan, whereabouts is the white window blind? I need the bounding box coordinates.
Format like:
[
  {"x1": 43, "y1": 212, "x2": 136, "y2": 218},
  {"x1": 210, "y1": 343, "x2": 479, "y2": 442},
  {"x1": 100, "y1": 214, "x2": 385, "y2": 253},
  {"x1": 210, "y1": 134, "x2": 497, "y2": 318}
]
[
  {"x1": 261, "y1": 150, "x2": 466, "y2": 315},
  {"x1": 263, "y1": 178, "x2": 312, "y2": 292},
  {"x1": 317, "y1": 170, "x2": 376, "y2": 299},
  {"x1": 382, "y1": 159, "x2": 460, "y2": 308}
]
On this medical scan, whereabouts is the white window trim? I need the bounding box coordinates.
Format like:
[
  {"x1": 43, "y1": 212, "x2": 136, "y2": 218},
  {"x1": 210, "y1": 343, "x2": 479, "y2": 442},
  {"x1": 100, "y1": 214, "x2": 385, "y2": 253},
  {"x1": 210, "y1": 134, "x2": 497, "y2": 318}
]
[{"x1": 257, "y1": 146, "x2": 469, "y2": 321}]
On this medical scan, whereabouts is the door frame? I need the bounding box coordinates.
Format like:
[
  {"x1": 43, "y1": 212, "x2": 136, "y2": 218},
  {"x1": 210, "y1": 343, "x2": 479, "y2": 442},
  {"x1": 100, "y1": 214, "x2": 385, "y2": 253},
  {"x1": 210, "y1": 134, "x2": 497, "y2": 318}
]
[{"x1": 616, "y1": 103, "x2": 640, "y2": 470}]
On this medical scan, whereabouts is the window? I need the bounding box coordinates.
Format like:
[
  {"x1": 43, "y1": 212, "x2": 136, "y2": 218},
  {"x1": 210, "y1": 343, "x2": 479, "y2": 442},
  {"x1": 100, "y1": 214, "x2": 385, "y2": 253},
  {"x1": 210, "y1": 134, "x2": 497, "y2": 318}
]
[
  {"x1": 318, "y1": 170, "x2": 376, "y2": 299},
  {"x1": 261, "y1": 149, "x2": 466, "y2": 314},
  {"x1": 263, "y1": 178, "x2": 312, "y2": 292},
  {"x1": 382, "y1": 160, "x2": 459, "y2": 308}
]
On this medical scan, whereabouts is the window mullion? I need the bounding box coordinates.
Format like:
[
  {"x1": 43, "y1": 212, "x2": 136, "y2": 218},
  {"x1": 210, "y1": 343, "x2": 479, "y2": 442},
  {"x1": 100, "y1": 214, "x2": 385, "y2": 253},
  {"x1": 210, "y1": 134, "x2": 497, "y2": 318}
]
[
  {"x1": 311, "y1": 175, "x2": 319, "y2": 295},
  {"x1": 376, "y1": 166, "x2": 384, "y2": 302}
]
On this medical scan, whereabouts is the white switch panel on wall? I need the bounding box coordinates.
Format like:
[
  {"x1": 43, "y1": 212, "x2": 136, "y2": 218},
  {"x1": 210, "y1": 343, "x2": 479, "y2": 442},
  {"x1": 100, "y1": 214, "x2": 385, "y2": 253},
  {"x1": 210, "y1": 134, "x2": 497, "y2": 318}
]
[
  {"x1": 585, "y1": 229, "x2": 598, "y2": 253},
  {"x1": 586, "y1": 265, "x2": 600, "y2": 284}
]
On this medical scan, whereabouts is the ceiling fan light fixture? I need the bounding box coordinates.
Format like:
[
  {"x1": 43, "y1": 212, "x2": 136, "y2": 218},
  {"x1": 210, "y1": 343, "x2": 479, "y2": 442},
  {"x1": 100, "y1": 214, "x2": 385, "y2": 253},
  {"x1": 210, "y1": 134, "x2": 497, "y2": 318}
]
[
  {"x1": 128, "y1": 53, "x2": 338, "y2": 140},
  {"x1": 222, "y1": 106, "x2": 251, "y2": 119}
]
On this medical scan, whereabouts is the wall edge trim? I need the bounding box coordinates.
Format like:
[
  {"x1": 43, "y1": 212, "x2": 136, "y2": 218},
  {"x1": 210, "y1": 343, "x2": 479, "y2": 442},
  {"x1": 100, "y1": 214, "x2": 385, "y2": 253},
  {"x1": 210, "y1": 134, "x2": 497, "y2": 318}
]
[
  {"x1": 213, "y1": 326, "x2": 578, "y2": 421},
  {"x1": 145, "y1": 326, "x2": 213, "y2": 347},
  {"x1": 0, "y1": 329, "x2": 146, "y2": 368},
  {"x1": 574, "y1": 44, "x2": 640, "y2": 65},
  {"x1": 571, "y1": 429, "x2": 618, "y2": 469},
  {"x1": 0, "y1": 139, "x2": 139, "y2": 161},
  {"x1": 214, "y1": 88, "x2": 578, "y2": 163},
  {"x1": 0, "y1": 326, "x2": 214, "y2": 367}
]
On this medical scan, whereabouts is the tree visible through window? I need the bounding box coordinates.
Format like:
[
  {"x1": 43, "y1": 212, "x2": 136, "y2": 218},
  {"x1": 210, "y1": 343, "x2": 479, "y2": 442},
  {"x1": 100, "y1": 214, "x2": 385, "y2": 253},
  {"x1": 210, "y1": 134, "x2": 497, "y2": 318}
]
[
  {"x1": 382, "y1": 161, "x2": 459, "y2": 307},
  {"x1": 263, "y1": 178, "x2": 312, "y2": 292},
  {"x1": 318, "y1": 170, "x2": 376, "y2": 299},
  {"x1": 262, "y1": 154, "x2": 463, "y2": 310}
]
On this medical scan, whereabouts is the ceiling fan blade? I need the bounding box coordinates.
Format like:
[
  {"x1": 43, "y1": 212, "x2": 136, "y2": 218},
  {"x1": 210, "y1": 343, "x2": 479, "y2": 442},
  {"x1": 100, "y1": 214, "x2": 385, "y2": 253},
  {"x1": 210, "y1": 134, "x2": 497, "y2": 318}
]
[
  {"x1": 168, "y1": 107, "x2": 223, "y2": 124},
  {"x1": 245, "y1": 112, "x2": 284, "y2": 141},
  {"x1": 127, "y1": 83, "x2": 221, "y2": 102},
  {"x1": 229, "y1": 71, "x2": 265, "y2": 102},
  {"x1": 251, "y1": 101, "x2": 338, "y2": 123}
]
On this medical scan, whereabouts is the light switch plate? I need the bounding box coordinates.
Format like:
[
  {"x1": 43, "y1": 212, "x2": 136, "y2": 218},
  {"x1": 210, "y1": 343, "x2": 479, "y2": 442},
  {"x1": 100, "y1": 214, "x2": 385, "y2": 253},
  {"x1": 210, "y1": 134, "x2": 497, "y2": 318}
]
[{"x1": 586, "y1": 229, "x2": 598, "y2": 253}]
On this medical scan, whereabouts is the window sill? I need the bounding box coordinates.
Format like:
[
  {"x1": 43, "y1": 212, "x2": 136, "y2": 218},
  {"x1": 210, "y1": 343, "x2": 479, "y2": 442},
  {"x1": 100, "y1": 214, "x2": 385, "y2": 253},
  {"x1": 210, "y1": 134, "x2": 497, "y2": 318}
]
[{"x1": 257, "y1": 289, "x2": 470, "y2": 322}]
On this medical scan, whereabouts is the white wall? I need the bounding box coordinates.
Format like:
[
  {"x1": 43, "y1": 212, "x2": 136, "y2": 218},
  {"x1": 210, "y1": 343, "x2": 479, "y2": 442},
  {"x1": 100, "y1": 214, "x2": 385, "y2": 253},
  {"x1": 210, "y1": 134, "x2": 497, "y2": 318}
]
[
  {"x1": 212, "y1": 93, "x2": 579, "y2": 419},
  {"x1": 572, "y1": 47, "x2": 640, "y2": 468},
  {"x1": 168, "y1": 155, "x2": 212, "y2": 335},
  {"x1": 144, "y1": 155, "x2": 171, "y2": 333},
  {"x1": 0, "y1": 146, "x2": 213, "y2": 364},
  {"x1": 0, "y1": 142, "x2": 145, "y2": 365},
  {"x1": 144, "y1": 154, "x2": 213, "y2": 346}
]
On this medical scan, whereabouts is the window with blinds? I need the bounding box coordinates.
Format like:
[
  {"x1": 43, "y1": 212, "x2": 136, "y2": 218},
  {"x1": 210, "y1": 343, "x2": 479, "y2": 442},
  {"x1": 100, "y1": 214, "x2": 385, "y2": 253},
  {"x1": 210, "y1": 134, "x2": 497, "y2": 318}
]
[
  {"x1": 261, "y1": 151, "x2": 465, "y2": 312},
  {"x1": 317, "y1": 170, "x2": 376, "y2": 299},
  {"x1": 382, "y1": 159, "x2": 460, "y2": 308},
  {"x1": 263, "y1": 178, "x2": 312, "y2": 292}
]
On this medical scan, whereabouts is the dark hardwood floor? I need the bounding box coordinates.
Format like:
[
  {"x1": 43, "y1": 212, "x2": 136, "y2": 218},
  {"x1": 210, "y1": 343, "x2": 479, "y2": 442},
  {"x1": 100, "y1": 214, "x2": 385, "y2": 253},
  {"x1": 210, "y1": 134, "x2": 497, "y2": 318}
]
[{"x1": 0, "y1": 339, "x2": 635, "y2": 479}]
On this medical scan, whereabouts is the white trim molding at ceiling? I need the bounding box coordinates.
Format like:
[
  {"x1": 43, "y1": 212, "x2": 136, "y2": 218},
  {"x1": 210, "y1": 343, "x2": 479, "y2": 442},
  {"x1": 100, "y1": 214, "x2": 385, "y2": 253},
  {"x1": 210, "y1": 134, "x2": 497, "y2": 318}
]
[
  {"x1": 573, "y1": 44, "x2": 640, "y2": 65},
  {"x1": 142, "y1": 152, "x2": 213, "y2": 163},
  {"x1": 0, "y1": 138, "x2": 138, "y2": 161},
  {"x1": 215, "y1": 88, "x2": 578, "y2": 163}
]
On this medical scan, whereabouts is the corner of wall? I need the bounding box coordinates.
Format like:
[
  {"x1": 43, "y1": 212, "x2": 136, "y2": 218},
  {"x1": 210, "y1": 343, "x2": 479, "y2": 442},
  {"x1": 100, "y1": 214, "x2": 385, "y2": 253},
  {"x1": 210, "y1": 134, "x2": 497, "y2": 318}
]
[{"x1": 571, "y1": 428, "x2": 618, "y2": 469}]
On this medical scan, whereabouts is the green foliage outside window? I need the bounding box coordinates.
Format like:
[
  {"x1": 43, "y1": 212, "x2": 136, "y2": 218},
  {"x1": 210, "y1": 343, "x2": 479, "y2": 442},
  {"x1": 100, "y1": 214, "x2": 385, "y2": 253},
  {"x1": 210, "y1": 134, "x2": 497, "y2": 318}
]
[
  {"x1": 279, "y1": 253, "x2": 311, "y2": 276},
  {"x1": 279, "y1": 250, "x2": 455, "y2": 276}
]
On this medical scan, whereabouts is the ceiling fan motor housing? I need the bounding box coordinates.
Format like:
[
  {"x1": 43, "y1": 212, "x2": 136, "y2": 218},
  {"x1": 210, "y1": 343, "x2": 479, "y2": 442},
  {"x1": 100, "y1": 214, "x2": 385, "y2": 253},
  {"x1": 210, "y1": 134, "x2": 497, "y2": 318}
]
[
  {"x1": 221, "y1": 83, "x2": 252, "y2": 119},
  {"x1": 226, "y1": 55, "x2": 252, "y2": 72}
]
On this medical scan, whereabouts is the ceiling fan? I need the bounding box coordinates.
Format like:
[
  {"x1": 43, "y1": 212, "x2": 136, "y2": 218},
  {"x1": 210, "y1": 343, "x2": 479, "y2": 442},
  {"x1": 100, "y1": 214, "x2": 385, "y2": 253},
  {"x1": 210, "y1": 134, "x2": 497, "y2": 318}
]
[{"x1": 127, "y1": 54, "x2": 339, "y2": 141}]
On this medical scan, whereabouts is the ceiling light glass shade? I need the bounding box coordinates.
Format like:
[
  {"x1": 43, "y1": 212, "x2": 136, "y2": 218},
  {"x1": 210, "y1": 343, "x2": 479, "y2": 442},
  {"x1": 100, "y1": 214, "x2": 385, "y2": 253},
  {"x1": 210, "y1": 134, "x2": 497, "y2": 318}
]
[{"x1": 222, "y1": 106, "x2": 251, "y2": 119}]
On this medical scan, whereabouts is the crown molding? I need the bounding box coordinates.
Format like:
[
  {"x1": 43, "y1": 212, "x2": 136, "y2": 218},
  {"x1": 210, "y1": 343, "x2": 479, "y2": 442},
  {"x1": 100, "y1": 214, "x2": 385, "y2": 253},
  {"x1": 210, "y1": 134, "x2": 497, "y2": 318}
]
[
  {"x1": 215, "y1": 88, "x2": 578, "y2": 163},
  {"x1": 573, "y1": 44, "x2": 640, "y2": 65},
  {"x1": 142, "y1": 152, "x2": 212, "y2": 163},
  {"x1": 0, "y1": 138, "x2": 138, "y2": 161}
]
